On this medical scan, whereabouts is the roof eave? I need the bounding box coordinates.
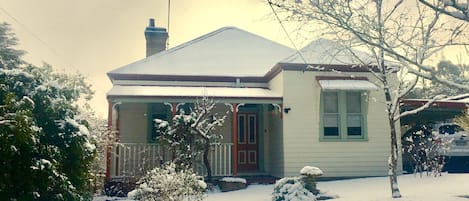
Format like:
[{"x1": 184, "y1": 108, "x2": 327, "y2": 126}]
[{"x1": 107, "y1": 73, "x2": 268, "y2": 83}]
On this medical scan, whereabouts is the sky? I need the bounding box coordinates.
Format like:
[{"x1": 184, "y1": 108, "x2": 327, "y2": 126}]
[
  {"x1": 0, "y1": 0, "x2": 293, "y2": 118},
  {"x1": 0, "y1": 1, "x2": 466, "y2": 118}
]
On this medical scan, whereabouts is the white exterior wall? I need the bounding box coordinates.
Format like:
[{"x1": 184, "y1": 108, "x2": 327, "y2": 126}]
[
  {"x1": 281, "y1": 70, "x2": 400, "y2": 177},
  {"x1": 266, "y1": 108, "x2": 285, "y2": 177},
  {"x1": 118, "y1": 103, "x2": 148, "y2": 143},
  {"x1": 214, "y1": 103, "x2": 233, "y2": 144},
  {"x1": 266, "y1": 72, "x2": 285, "y2": 177},
  {"x1": 268, "y1": 71, "x2": 284, "y2": 95}
]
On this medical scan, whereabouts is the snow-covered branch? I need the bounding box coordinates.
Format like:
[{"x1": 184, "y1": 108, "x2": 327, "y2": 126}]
[
  {"x1": 394, "y1": 94, "x2": 446, "y2": 121},
  {"x1": 419, "y1": 0, "x2": 469, "y2": 22}
]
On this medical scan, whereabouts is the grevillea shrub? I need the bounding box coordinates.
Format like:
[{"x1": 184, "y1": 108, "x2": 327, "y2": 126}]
[{"x1": 128, "y1": 163, "x2": 206, "y2": 201}]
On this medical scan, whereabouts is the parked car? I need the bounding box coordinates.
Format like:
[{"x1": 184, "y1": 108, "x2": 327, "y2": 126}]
[
  {"x1": 432, "y1": 123, "x2": 468, "y2": 156},
  {"x1": 435, "y1": 123, "x2": 468, "y2": 139}
]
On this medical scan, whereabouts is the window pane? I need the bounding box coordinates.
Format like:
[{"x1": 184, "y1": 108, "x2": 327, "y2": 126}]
[
  {"x1": 347, "y1": 114, "x2": 361, "y2": 127},
  {"x1": 248, "y1": 115, "x2": 256, "y2": 144},
  {"x1": 324, "y1": 92, "x2": 338, "y2": 113},
  {"x1": 347, "y1": 127, "x2": 362, "y2": 136},
  {"x1": 324, "y1": 114, "x2": 339, "y2": 136},
  {"x1": 346, "y1": 92, "x2": 361, "y2": 113},
  {"x1": 347, "y1": 114, "x2": 362, "y2": 136},
  {"x1": 238, "y1": 115, "x2": 245, "y2": 144},
  {"x1": 324, "y1": 114, "x2": 339, "y2": 126}
]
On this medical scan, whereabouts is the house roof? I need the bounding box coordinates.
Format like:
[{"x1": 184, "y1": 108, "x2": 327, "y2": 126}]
[
  {"x1": 282, "y1": 38, "x2": 376, "y2": 65},
  {"x1": 401, "y1": 99, "x2": 468, "y2": 110},
  {"x1": 108, "y1": 27, "x2": 295, "y2": 80},
  {"x1": 107, "y1": 85, "x2": 282, "y2": 100},
  {"x1": 281, "y1": 39, "x2": 399, "y2": 72}
]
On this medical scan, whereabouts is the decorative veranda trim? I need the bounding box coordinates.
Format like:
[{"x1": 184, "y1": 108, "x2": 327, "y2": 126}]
[{"x1": 271, "y1": 103, "x2": 283, "y2": 119}]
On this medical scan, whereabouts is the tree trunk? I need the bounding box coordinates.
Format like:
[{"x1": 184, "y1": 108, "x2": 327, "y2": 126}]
[
  {"x1": 203, "y1": 142, "x2": 212, "y2": 183},
  {"x1": 376, "y1": 0, "x2": 402, "y2": 197},
  {"x1": 388, "y1": 116, "x2": 402, "y2": 198}
]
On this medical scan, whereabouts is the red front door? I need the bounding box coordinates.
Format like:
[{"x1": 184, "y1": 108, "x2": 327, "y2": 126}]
[{"x1": 237, "y1": 113, "x2": 258, "y2": 171}]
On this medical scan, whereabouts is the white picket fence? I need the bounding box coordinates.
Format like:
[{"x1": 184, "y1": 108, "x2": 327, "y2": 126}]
[{"x1": 110, "y1": 143, "x2": 233, "y2": 179}]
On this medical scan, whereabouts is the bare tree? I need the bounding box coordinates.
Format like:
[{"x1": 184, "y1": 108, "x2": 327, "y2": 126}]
[
  {"x1": 418, "y1": 0, "x2": 469, "y2": 22},
  {"x1": 269, "y1": 0, "x2": 469, "y2": 198}
]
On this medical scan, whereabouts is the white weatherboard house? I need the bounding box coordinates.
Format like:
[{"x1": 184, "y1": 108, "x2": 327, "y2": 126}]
[{"x1": 105, "y1": 19, "x2": 401, "y2": 181}]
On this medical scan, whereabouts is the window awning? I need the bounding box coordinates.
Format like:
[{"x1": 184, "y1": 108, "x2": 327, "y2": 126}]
[{"x1": 318, "y1": 79, "x2": 379, "y2": 90}]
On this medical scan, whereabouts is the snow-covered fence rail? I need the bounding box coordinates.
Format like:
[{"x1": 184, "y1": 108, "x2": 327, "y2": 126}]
[{"x1": 111, "y1": 143, "x2": 233, "y2": 179}]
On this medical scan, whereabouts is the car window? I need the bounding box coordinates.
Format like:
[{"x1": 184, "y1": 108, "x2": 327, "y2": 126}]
[{"x1": 439, "y1": 125, "x2": 456, "y2": 135}]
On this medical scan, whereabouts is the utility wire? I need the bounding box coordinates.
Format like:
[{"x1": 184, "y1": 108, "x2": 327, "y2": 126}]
[
  {"x1": 267, "y1": 0, "x2": 308, "y2": 64},
  {"x1": 167, "y1": 0, "x2": 171, "y2": 49},
  {"x1": 0, "y1": 5, "x2": 108, "y2": 92}
]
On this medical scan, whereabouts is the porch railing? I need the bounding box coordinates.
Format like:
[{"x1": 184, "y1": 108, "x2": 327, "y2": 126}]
[
  {"x1": 194, "y1": 143, "x2": 233, "y2": 176},
  {"x1": 111, "y1": 143, "x2": 233, "y2": 179}
]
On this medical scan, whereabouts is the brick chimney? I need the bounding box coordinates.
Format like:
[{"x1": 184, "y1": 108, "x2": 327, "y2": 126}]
[{"x1": 145, "y1": 18, "x2": 168, "y2": 57}]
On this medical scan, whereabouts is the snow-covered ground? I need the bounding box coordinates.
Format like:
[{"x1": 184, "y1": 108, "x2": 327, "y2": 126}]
[{"x1": 94, "y1": 173, "x2": 469, "y2": 201}]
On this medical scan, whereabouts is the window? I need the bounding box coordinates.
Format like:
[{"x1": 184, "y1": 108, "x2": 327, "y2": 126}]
[
  {"x1": 321, "y1": 91, "x2": 367, "y2": 140},
  {"x1": 148, "y1": 103, "x2": 172, "y2": 142}
]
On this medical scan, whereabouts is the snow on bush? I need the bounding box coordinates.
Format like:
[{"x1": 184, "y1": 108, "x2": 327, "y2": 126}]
[
  {"x1": 300, "y1": 166, "x2": 323, "y2": 177},
  {"x1": 272, "y1": 177, "x2": 316, "y2": 201},
  {"x1": 1, "y1": 24, "x2": 97, "y2": 200},
  {"x1": 128, "y1": 163, "x2": 206, "y2": 201}
]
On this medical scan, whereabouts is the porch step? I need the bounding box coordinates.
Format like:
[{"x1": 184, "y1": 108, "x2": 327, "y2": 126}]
[
  {"x1": 243, "y1": 175, "x2": 279, "y2": 184},
  {"x1": 214, "y1": 175, "x2": 278, "y2": 185}
]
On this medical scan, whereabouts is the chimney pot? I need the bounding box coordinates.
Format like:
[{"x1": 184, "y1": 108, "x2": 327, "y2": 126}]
[{"x1": 144, "y1": 18, "x2": 168, "y2": 57}]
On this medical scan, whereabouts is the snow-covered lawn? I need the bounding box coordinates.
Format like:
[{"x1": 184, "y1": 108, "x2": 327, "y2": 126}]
[{"x1": 94, "y1": 173, "x2": 469, "y2": 201}]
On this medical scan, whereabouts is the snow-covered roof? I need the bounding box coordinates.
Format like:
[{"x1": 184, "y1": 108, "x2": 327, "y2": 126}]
[
  {"x1": 108, "y1": 27, "x2": 295, "y2": 79},
  {"x1": 107, "y1": 85, "x2": 282, "y2": 100},
  {"x1": 318, "y1": 79, "x2": 379, "y2": 90},
  {"x1": 282, "y1": 38, "x2": 397, "y2": 69}
]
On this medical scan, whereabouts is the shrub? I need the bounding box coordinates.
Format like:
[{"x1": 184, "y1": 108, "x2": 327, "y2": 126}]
[
  {"x1": 0, "y1": 22, "x2": 96, "y2": 200},
  {"x1": 272, "y1": 177, "x2": 316, "y2": 201},
  {"x1": 128, "y1": 163, "x2": 206, "y2": 201},
  {"x1": 402, "y1": 125, "x2": 452, "y2": 176}
]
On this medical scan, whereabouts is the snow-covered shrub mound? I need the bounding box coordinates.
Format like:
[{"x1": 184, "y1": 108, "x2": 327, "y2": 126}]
[
  {"x1": 300, "y1": 166, "x2": 323, "y2": 177},
  {"x1": 272, "y1": 177, "x2": 316, "y2": 201},
  {"x1": 128, "y1": 163, "x2": 206, "y2": 201}
]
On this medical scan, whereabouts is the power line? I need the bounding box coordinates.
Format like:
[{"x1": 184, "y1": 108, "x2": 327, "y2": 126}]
[
  {"x1": 0, "y1": 5, "x2": 108, "y2": 92},
  {"x1": 267, "y1": 0, "x2": 308, "y2": 64},
  {"x1": 167, "y1": 0, "x2": 171, "y2": 48}
]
